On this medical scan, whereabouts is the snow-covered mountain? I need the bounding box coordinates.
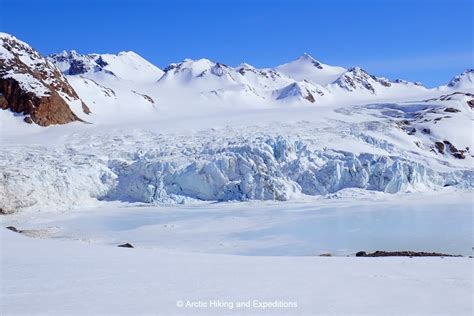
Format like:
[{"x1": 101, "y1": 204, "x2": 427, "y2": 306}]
[
  {"x1": 0, "y1": 33, "x2": 89, "y2": 126},
  {"x1": 447, "y1": 69, "x2": 473, "y2": 90},
  {"x1": 2, "y1": 32, "x2": 470, "y2": 127},
  {"x1": 1, "y1": 32, "x2": 473, "y2": 213},
  {"x1": 273, "y1": 80, "x2": 326, "y2": 103},
  {"x1": 46, "y1": 49, "x2": 163, "y2": 123},
  {"x1": 49, "y1": 50, "x2": 164, "y2": 82},
  {"x1": 157, "y1": 58, "x2": 297, "y2": 102},
  {"x1": 276, "y1": 53, "x2": 347, "y2": 86},
  {"x1": 0, "y1": 31, "x2": 471, "y2": 129}
]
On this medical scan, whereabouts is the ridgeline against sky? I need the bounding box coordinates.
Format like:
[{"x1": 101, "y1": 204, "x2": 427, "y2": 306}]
[{"x1": 1, "y1": 0, "x2": 472, "y2": 87}]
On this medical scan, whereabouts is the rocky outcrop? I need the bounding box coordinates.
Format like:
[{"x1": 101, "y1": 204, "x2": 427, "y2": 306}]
[
  {"x1": 0, "y1": 33, "x2": 89, "y2": 126},
  {"x1": 447, "y1": 69, "x2": 473, "y2": 89},
  {"x1": 273, "y1": 81, "x2": 324, "y2": 103},
  {"x1": 117, "y1": 243, "x2": 134, "y2": 248},
  {"x1": 0, "y1": 77, "x2": 82, "y2": 125},
  {"x1": 334, "y1": 67, "x2": 391, "y2": 94},
  {"x1": 49, "y1": 50, "x2": 111, "y2": 76},
  {"x1": 356, "y1": 250, "x2": 462, "y2": 257}
]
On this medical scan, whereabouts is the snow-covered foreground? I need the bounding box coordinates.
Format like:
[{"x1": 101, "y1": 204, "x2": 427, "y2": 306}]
[
  {"x1": 2, "y1": 226, "x2": 472, "y2": 315},
  {"x1": 1, "y1": 191, "x2": 473, "y2": 315}
]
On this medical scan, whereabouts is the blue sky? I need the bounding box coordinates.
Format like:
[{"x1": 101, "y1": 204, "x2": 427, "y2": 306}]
[{"x1": 1, "y1": 0, "x2": 472, "y2": 86}]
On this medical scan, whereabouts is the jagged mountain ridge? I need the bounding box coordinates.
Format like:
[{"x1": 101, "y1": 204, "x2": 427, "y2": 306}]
[
  {"x1": 1, "y1": 32, "x2": 472, "y2": 126},
  {"x1": 447, "y1": 69, "x2": 473, "y2": 90},
  {"x1": 0, "y1": 33, "x2": 90, "y2": 125},
  {"x1": 49, "y1": 50, "x2": 164, "y2": 82},
  {"x1": 275, "y1": 52, "x2": 347, "y2": 86},
  {"x1": 1, "y1": 33, "x2": 473, "y2": 213}
]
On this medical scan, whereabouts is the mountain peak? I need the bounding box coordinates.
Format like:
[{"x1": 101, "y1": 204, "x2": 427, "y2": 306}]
[
  {"x1": 236, "y1": 62, "x2": 255, "y2": 70},
  {"x1": 334, "y1": 67, "x2": 392, "y2": 94},
  {"x1": 1, "y1": 33, "x2": 87, "y2": 125},
  {"x1": 118, "y1": 50, "x2": 138, "y2": 56},
  {"x1": 276, "y1": 54, "x2": 346, "y2": 85},
  {"x1": 49, "y1": 49, "x2": 163, "y2": 81},
  {"x1": 447, "y1": 69, "x2": 474, "y2": 89},
  {"x1": 295, "y1": 52, "x2": 322, "y2": 66},
  {"x1": 298, "y1": 52, "x2": 317, "y2": 61},
  {"x1": 0, "y1": 32, "x2": 15, "y2": 40}
]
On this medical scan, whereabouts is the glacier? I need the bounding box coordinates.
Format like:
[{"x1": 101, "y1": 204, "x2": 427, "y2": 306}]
[{"x1": 1, "y1": 122, "x2": 472, "y2": 214}]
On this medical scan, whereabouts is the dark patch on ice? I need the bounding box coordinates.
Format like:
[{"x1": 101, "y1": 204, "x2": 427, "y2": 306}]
[
  {"x1": 5, "y1": 226, "x2": 21, "y2": 233},
  {"x1": 355, "y1": 250, "x2": 462, "y2": 257},
  {"x1": 117, "y1": 243, "x2": 134, "y2": 248}
]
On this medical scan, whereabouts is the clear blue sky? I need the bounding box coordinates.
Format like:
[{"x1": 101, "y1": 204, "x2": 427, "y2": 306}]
[{"x1": 1, "y1": 0, "x2": 472, "y2": 86}]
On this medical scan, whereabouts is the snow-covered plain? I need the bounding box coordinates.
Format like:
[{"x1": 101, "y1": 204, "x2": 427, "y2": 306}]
[
  {"x1": 3, "y1": 190, "x2": 472, "y2": 257},
  {"x1": 1, "y1": 191, "x2": 473, "y2": 315},
  {"x1": 1, "y1": 228, "x2": 471, "y2": 316}
]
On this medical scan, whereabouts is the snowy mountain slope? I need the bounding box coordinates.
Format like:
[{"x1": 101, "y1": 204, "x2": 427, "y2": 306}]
[
  {"x1": 49, "y1": 50, "x2": 164, "y2": 82},
  {"x1": 447, "y1": 69, "x2": 473, "y2": 90},
  {"x1": 0, "y1": 33, "x2": 89, "y2": 125},
  {"x1": 158, "y1": 58, "x2": 297, "y2": 102},
  {"x1": 47, "y1": 50, "x2": 163, "y2": 123},
  {"x1": 273, "y1": 80, "x2": 327, "y2": 103},
  {"x1": 63, "y1": 75, "x2": 158, "y2": 122},
  {"x1": 276, "y1": 53, "x2": 347, "y2": 86},
  {"x1": 327, "y1": 66, "x2": 428, "y2": 98},
  {"x1": 2, "y1": 227, "x2": 471, "y2": 315}
]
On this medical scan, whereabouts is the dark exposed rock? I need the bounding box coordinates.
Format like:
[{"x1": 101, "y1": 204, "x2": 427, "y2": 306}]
[
  {"x1": 131, "y1": 90, "x2": 155, "y2": 104},
  {"x1": 447, "y1": 69, "x2": 473, "y2": 88},
  {"x1": 0, "y1": 33, "x2": 89, "y2": 126},
  {"x1": 379, "y1": 80, "x2": 391, "y2": 87},
  {"x1": 452, "y1": 152, "x2": 466, "y2": 159},
  {"x1": 444, "y1": 140, "x2": 457, "y2": 152},
  {"x1": 118, "y1": 243, "x2": 134, "y2": 248},
  {"x1": 335, "y1": 67, "x2": 391, "y2": 94},
  {"x1": 423, "y1": 92, "x2": 474, "y2": 104},
  {"x1": 5, "y1": 226, "x2": 21, "y2": 233},
  {"x1": 434, "y1": 140, "x2": 467, "y2": 159},
  {"x1": 81, "y1": 101, "x2": 91, "y2": 114},
  {"x1": 142, "y1": 94, "x2": 154, "y2": 104},
  {"x1": 356, "y1": 250, "x2": 462, "y2": 257},
  {"x1": 396, "y1": 120, "x2": 417, "y2": 135},
  {"x1": 304, "y1": 89, "x2": 315, "y2": 103},
  {"x1": 407, "y1": 127, "x2": 416, "y2": 135},
  {"x1": 68, "y1": 59, "x2": 89, "y2": 75},
  {"x1": 163, "y1": 63, "x2": 178, "y2": 72},
  {"x1": 95, "y1": 56, "x2": 108, "y2": 68},
  {"x1": 0, "y1": 78, "x2": 82, "y2": 126},
  {"x1": 422, "y1": 128, "x2": 430, "y2": 134},
  {"x1": 434, "y1": 142, "x2": 445, "y2": 154},
  {"x1": 468, "y1": 99, "x2": 474, "y2": 109},
  {"x1": 444, "y1": 107, "x2": 460, "y2": 113},
  {"x1": 0, "y1": 93, "x2": 7, "y2": 108},
  {"x1": 444, "y1": 140, "x2": 466, "y2": 159}
]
